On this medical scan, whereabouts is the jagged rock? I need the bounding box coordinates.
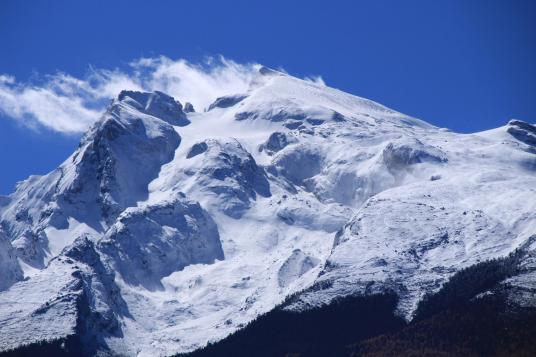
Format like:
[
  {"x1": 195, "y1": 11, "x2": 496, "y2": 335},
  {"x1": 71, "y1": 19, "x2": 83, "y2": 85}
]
[
  {"x1": 117, "y1": 90, "x2": 190, "y2": 126},
  {"x1": 207, "y1": 94, "x2": 248, "y2": 111},
  {"x1": 186, "y1": 142, "x2": 208, "y2": 158},
  {"x1": 507, "y1": 119, "x2": 536, "y2": 146},
  {"x1": 183, "y1": 101, "x2": 195, "y2": 113},
  {"x1": 260, "y1": 132, "x2": 297, "y2": 155}
]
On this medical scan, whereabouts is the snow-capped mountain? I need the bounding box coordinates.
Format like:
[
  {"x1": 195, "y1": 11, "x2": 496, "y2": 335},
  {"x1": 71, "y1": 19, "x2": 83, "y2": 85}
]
[{"x1": 0, "y1": 67, "x2": 535, "y2": 356}]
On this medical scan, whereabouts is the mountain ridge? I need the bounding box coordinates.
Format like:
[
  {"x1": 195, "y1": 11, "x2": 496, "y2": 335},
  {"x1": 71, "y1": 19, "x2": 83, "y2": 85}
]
[{"x1": 1, "y1": 67, "x2": 535, "y2": 356}]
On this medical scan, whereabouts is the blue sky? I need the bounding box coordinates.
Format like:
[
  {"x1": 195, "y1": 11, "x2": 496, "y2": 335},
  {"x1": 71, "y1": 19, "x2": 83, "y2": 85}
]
[{"x1": 0, "y1": 0, "x2": 534, "y2": 194}]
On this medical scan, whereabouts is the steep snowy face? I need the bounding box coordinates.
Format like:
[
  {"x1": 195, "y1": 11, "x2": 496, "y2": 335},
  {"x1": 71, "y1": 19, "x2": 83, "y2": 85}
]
[
  {"x1": 0, "y1": 91, "x2": 181, "y2": 269},
  {"x1": 99, "y1": 196, "x2": 223, "y2": 290},
  {"x1": 70, "y1": 91, "x2": 182, "y2": 223},
  {"x1": 288, "y1": 184, "x2": 521, "y2": 318},
  {"x1": 0, "y1": 67, "x2": 535, "y2": 356},
  {"x1": 0, "y1": 228, "x2": 22, "y2": 291},
  {"x1": 173, "y1": 138, "x2": 271, "y2": 218},
  {"x1": 285, "y1": 118, "x2": 536, "y2": 319},
  {"x1": 0, "y1": 236, "x2": 132, "y2": 354}
]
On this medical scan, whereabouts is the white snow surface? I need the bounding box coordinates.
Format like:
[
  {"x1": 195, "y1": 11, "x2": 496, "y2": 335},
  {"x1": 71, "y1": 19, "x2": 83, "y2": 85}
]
[{"x1": 0, "y1": 67, "x2": 535, "y2": 355}]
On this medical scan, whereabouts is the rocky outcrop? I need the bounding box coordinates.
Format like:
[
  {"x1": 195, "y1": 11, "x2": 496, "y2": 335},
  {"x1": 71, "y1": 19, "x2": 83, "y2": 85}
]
[{"x1": 99, "y1": 197, "x2": 223, "y2": 290}]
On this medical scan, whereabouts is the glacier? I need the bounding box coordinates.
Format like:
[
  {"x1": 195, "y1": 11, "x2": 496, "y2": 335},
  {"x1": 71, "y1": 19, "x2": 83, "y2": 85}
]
[{"x1": 0, "y1": 66, "x2": 535, "y2": 356}]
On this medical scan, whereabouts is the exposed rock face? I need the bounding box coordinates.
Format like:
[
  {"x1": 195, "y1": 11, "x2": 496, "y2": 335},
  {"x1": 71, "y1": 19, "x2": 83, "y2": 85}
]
[
  {"x1": 117, "y1": 90, "x2": 190, "y2": 126},
  {"x1": 186, "y1": 142, "x2": 209, "y2": 159},
  {"x1": 260, "y1": 131, "x2": 296, "y2": 155},
  {"x1": 183, "y1": 102, "x2": 195, "y2": 113},
  {"x1": 208, "y1": 94, "x2": 248, "y2": 111},
  {"x1": 70, "y1": 102, "x2": 181, "y2": 224},
  {"x1": 507, "y1": 119, "x2": 536, "y2": 146}
]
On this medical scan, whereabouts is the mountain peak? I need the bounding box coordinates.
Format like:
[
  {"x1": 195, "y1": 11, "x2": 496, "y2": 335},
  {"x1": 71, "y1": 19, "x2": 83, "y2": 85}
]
[
  {"x1": 115, "y1": 90, "x2": 190, "y2": 126},
  {"x1": 1, "y1": 74, "x2": 535, "y2": 356}
]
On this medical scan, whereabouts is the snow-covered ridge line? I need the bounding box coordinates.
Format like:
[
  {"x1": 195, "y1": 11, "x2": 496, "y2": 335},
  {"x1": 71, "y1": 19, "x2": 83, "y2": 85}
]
[{"x1": 0, "y1": 67, "x2": 535, "y2": 356}]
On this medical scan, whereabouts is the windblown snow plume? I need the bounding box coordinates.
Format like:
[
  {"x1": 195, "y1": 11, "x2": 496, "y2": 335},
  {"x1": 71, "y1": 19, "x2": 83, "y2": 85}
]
[{"x1": 0, "y1": 56, "x2": 259, "y2": 133}]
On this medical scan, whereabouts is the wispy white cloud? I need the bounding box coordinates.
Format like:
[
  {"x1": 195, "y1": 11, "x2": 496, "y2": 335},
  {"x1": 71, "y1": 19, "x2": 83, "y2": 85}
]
[
  {"x1": 0, "y1": 84, "x2": 101, "y2": 133},
  {"x1": 0, "y1": 56, "x2": 260, "y2": 134},
  {"x1": 0, "y1": 57, "x2": 328, "y2": 135},
  {"x1": 0, "y1": 75, "x2": 15, "y2": 84},
  {"x1": 132, "y1": 56, "x2": 259, "y2": 111}
]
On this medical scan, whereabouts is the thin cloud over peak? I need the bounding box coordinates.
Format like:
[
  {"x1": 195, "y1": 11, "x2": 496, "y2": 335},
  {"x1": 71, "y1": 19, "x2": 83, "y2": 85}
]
[{"x1": 0, "y1": 56, "x2": 263, "y2": 134}]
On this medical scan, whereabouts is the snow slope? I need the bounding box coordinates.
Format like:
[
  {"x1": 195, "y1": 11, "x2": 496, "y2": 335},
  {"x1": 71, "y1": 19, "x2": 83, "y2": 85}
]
[{"x1": 0, "y1": 67, "x2": 535, "y2": 356}]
